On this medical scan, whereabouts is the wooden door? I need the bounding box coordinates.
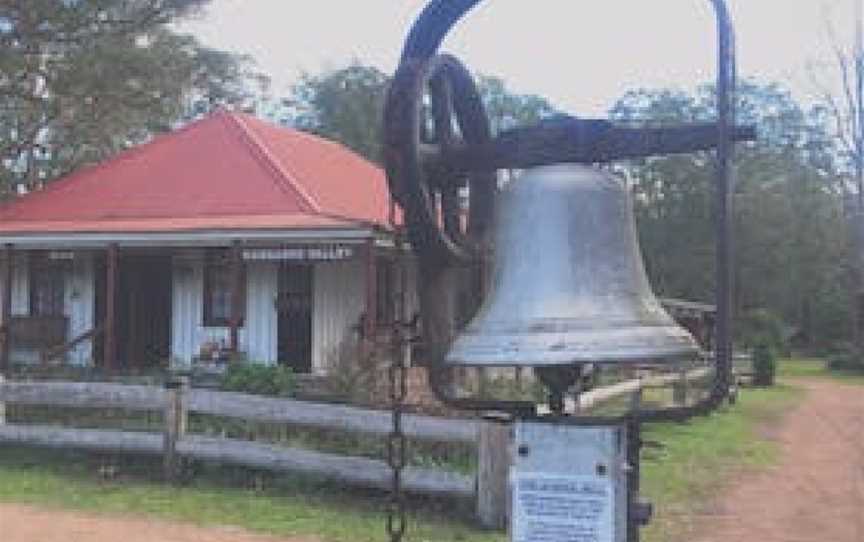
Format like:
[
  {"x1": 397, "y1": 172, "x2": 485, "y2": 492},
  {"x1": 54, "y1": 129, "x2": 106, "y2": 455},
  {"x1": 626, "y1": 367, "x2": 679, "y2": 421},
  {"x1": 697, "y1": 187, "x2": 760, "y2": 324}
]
[
  {"x1": 277, "y1": 265, "x2": 313, "y2": 373},
  {"x1": 117, "y1": 254, "x2": 171, "y2": 370}
]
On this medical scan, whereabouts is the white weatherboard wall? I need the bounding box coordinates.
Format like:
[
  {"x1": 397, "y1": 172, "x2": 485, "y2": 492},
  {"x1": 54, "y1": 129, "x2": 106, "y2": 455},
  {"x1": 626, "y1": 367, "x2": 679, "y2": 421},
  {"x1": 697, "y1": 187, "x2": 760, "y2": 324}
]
[
  {"x1": 245, "y1": 261, "x2": 278, "y2": 363},
  {"x1": 66, "y1": 253, "x2": 95, "y2": 364},
  {"x1": 170, "y1": 254, "x2": 199, "y2": 366},
  {"x1": 310, "y1": 253, "x2": 420, "y2": 373},
  {"x1": 312, "y1": 257, "x2": 366, "y2": 374},
  {"x1": 171, "y1": 252, "x2": 367, "y2": 373},
  {"x1": 10, "y1": 253, "x2": 28, "y2": 317},
  {"x1": 171, "y1": 252, "x2": 251, "y2": 367}
]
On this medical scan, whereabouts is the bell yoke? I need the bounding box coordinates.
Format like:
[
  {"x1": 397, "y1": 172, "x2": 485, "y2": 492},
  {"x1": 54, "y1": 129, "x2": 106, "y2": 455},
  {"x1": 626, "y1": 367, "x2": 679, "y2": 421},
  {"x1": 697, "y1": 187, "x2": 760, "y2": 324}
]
[
  {"x1": 382, "y1": 2, "x2": 755, "y2": 541},
  {"x1": 383, "y1": 0, "x2": 754, "y2": 416}
]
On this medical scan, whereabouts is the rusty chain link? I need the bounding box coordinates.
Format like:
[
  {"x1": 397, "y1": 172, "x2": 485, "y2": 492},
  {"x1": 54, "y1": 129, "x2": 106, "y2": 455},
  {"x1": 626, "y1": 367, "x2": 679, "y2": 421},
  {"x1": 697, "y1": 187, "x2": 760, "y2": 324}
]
[{"x1": 386, "y1": 231, "x2": 410, "y2": 542}]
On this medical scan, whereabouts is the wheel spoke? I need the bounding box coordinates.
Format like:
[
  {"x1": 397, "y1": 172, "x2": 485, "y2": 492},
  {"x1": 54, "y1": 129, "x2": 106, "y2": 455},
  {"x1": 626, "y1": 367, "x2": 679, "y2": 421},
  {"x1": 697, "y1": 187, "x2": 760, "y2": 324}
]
[
  {"x1": 441, "y1": 184, "x2": 462, "y2": 238},
  {"x1": 420, "y1": 142, "x2": 467, "y2": 191},
  {"x1": 429, "y1": 72, "x2": 457, "y2": 146}
]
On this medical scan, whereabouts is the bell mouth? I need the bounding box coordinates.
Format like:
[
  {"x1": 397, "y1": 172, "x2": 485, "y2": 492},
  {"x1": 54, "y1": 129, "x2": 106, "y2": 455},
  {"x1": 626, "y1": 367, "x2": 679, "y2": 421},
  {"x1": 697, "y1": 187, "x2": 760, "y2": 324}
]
[{"x1": 444, "y1": 322, "x2": 699, "y2": 368}]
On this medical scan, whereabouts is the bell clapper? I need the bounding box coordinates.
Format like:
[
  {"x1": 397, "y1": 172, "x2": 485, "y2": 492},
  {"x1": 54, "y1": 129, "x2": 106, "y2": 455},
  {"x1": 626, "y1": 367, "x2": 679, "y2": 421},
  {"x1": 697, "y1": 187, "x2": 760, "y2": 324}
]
[{"x1": 535, "y1": 366, "x2": 582, "y2": 416}]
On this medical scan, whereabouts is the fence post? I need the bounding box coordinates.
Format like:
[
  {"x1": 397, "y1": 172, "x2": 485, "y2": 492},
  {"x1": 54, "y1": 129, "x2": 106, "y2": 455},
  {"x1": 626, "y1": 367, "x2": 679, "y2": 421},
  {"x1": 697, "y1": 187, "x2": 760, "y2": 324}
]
[
  {"x1": 477, "y1": 418, "x2": 512, "y2": 530},
  {"x1": 672, "y1": 369, "x2": 688, "y2": 406},
  {"x1": 163, "y1": 374, "x2": 189, "y2": 482}
]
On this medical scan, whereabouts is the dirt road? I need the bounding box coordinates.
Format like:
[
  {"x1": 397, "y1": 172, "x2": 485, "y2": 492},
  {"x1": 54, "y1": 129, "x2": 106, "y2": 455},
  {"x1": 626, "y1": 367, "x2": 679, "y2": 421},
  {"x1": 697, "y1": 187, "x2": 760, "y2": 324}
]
[
  {"x1": 0, "y1": 502, "x2": 317, "y2": 542},
  {"x1": 692, "y1": 379, "x2": 864, "y2": 542}
]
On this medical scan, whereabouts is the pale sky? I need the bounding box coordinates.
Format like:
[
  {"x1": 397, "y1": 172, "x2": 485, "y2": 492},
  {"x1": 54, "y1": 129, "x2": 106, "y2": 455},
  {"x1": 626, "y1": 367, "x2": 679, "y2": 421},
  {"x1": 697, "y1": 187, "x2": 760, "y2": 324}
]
[{"x1": 179, "y1": 1, "x2": 857, "y2": 116}]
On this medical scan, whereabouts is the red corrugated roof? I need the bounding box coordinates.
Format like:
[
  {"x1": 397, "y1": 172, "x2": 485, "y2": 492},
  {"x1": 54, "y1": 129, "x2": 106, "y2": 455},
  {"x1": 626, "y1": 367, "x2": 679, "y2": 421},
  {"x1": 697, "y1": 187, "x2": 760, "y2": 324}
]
[
  {"x1": 0, "y1": 110, "x2": 395, "y2": 236},
  {"x1": 0, "y1": 214, "x2": 359, "y2": 234}
]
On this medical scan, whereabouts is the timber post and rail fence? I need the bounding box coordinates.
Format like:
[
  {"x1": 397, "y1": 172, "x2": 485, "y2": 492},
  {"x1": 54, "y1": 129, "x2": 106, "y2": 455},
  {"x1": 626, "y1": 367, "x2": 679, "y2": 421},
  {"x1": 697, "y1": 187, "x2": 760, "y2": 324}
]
[{"x1": 0, "y1": 368, "x2": 709, "y2": 528}]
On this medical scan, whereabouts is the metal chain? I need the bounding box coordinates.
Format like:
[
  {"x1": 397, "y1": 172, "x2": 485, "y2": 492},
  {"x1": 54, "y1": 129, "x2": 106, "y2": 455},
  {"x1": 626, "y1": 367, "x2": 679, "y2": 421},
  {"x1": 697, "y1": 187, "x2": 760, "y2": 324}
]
[{"x1": 386, "y1": 232, "x2": 410, "y2": 542}]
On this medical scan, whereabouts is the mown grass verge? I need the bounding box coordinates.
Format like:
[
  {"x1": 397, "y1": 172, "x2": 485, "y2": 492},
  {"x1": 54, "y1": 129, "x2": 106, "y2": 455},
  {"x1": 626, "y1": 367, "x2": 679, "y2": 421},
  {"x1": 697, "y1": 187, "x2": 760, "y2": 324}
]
[
  {"x1": 778, "y1": 357, "x2": 864, "y2": 383},
  {"x1": 0, "y1": 376, "x2": 804, "y2": 542},
  {"x1": 0, "y1": 446, "x2": 499, "y2": 542},
  {"x1": 640, "y1": 380, "x2": 802, "y2": 542}
]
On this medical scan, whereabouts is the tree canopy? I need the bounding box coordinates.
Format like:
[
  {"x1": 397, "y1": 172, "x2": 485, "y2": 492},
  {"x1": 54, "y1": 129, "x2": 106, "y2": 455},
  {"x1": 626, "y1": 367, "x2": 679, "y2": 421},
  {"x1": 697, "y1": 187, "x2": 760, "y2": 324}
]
[
  {"x1": 285, "y1": 63, "x2": 389, "y2": 163},
  {"x1": 0, "y1": 0, "x2": 266, "y2": 194},
  {"x1": 283, "y1": 62, "x2": 561, "y2": 163},
  {"x1": 610, "y1": 81, "x2": 848, "y2": 349}
]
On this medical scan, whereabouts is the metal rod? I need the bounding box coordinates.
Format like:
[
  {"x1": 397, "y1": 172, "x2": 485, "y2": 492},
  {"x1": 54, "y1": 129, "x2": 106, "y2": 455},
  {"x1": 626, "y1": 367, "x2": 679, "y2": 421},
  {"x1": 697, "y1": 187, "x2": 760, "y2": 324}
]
[
  {"x1": 626, "y1": 419, "x2": 642, "y2": 542},
  {"x1": 635, "y1": 0, "x2": 736, "y2": 423}
]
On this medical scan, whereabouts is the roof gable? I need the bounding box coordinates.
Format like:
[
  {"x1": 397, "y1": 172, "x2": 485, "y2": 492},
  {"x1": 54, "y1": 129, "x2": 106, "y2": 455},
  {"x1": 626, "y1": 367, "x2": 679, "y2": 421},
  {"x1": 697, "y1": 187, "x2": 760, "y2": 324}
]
[
  {"x1": 232, "y1": 113, "x2": 392, "y2": 225},
  {"x1": 0, "y1": 111, "x2": 392, "y2": 234}
]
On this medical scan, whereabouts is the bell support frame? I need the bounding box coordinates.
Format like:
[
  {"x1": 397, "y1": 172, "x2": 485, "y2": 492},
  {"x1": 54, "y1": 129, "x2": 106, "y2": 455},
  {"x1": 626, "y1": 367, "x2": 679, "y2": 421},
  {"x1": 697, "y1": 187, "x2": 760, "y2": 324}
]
[{"x1": 384, "y1": 0, "x2": 748, "y2": 423}]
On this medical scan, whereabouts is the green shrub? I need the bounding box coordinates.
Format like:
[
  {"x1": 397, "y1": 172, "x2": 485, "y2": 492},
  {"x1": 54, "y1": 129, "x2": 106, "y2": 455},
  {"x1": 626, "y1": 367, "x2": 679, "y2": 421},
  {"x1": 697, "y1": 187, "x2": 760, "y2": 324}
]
[
  {"x1": 220, "y1": 363, "x2": 296, "y2": 397},
  {"x1": 752, "y1": 342, "x2": 776, "y2": 387},
  {"x1": 739, "y1": 308, "x2": 788, "y2": 354},
  {"x1": 826, "y1": 344, "x2": 864, "y2": 373}
]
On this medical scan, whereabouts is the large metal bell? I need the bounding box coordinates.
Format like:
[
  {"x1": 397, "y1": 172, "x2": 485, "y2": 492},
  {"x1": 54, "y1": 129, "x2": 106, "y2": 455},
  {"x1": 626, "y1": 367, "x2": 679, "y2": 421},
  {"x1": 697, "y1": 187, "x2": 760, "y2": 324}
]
[{"x1": 446, "y1": 164, "x2": 699, "y2": 368}]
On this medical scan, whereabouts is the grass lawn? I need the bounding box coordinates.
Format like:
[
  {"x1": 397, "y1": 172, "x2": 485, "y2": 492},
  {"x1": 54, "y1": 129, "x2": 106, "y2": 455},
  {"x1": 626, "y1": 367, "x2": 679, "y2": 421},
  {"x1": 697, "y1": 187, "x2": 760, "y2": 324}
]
[
  {"x1": 0, "y1": 369, "x2": 808, "y2": 542},
  {"x1": 778, "y1": 357, "x2": 864, "y2": 383},
  {"x1": 0, "y1": 446, "x2": 500, "y2": 542}
]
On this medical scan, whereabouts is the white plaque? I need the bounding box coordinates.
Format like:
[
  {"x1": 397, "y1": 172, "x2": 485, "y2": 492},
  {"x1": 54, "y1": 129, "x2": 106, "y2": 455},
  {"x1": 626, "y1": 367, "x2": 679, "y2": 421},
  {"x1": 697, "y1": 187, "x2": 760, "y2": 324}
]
[{"x1": 512, "y1": 472, "x2": 614, "y2": 542}]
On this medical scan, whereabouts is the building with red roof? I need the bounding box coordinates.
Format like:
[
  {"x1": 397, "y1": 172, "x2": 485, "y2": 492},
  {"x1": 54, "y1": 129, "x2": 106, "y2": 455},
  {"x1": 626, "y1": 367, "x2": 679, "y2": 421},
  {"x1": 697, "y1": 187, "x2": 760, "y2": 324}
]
[{"x1": 0, "y1": 110, "x2": 406, "y2": 373}]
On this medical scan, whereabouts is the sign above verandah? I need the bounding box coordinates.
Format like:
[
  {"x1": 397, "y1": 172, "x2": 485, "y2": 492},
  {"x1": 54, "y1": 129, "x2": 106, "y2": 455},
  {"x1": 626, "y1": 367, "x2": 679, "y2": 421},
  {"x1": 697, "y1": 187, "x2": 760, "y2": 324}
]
[{"x1": 242, "y1": 245, "x2": 354, "y2": 262}]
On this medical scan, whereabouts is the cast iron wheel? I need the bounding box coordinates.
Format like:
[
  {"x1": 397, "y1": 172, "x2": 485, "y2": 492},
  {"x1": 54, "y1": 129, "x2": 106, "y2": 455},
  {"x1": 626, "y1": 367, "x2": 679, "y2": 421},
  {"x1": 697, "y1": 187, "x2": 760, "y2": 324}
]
[{"x1": 384, "y1": 53, "x2": 495, "y2": 265}]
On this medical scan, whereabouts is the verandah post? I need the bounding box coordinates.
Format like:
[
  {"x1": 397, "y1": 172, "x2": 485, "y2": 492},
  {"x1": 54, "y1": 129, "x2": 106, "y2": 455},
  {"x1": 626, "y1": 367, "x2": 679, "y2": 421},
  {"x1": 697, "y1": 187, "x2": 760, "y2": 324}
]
[
  {"x1": 364, "y1": 237, "x2": 378, "y2": 340},
  {"x1": 104, "y1": 244, "x2": 118, "y2": 373},
  {"x1": 1, "y1": 244, "x2": 12, "y2": 374},
  {"x1": 229, "y1": 241, "x2": 243, "y2": 355},
  {"x1": 0, "y1": 374, "x2": 6, "y2": 426}
]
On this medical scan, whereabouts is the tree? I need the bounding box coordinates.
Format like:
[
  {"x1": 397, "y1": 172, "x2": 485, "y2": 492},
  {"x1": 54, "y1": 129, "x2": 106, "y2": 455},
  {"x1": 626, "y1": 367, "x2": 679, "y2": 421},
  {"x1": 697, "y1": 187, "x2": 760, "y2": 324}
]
[
  {"x1": 285, "y1": 63, "x2": 390, "y2": 163},
  {"x1": 610, "y1": 81, "x2": 848, "y2": 350},
  {"x1": 283, "y1": 62, "x2": 561, "y2": 163},
  {"x1": 475, "y1": 75, "x2": 559, "y2": 134},
  {"x1": 809, "y1": 4, "x2": 864, "y2": 353},
  {"x1": 0, "y1": 0, "x2": 266, "y2": 194}
]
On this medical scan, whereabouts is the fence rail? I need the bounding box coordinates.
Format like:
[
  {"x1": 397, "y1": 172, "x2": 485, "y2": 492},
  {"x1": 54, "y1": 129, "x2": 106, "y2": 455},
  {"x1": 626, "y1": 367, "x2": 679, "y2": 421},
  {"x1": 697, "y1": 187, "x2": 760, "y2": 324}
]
[
  {"x1": 1, "y1": 381, "x2": 165, "y2": 411},
  {"x1": 179, "y1": 435, "x2": 474, "y2": 497},
  {"x1": 187, "y1": 388, "x2": 478, "y2": 444},
  {"x1": 0, "y1": 368, "x2": 713, "y2": 526},
  {"x1": 0, "y1": 424, "x2": 163, "y2": 455}
]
